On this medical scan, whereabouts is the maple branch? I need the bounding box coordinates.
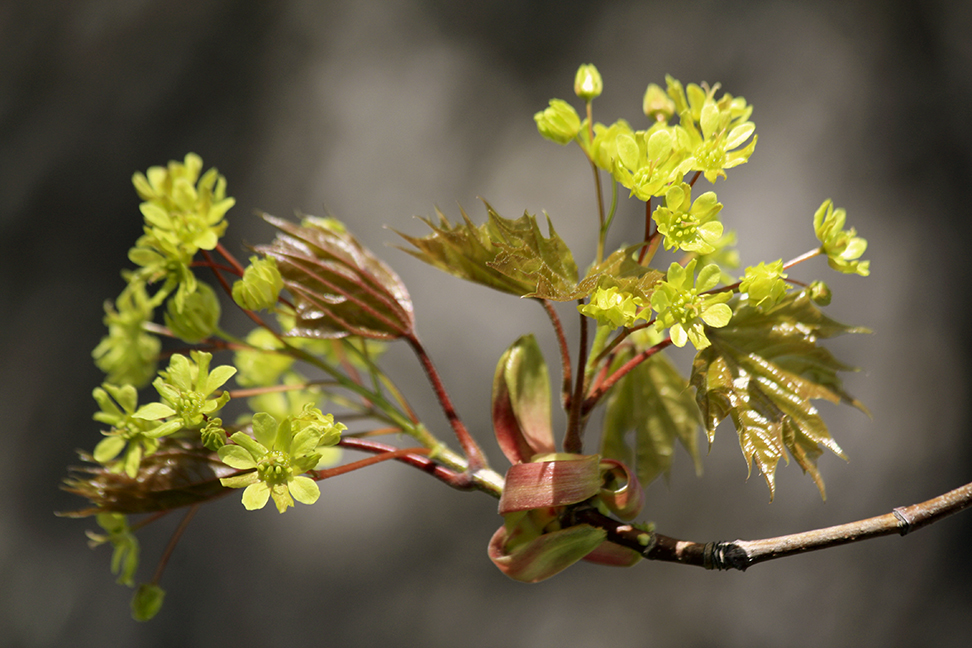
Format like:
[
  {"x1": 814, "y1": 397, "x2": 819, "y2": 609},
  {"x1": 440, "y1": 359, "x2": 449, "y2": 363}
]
[
  {"x1": 577, "y1": 479, "x2": 972, "y2": 570},
  {"x1": 405, "y1": 334, "x2": 489, "y2": 476}
]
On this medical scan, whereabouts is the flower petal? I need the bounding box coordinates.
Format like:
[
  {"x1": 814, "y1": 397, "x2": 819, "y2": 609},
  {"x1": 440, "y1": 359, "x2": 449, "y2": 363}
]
[
  {"x1": 288, "y1": 476, "x2": 320, "y2": 505},
  {"x1": 241, "y1": 482, "x2": 270, "y2": 510},
  {"x1": 217, "y1": 445, "x2": 258, "y2": 470}
]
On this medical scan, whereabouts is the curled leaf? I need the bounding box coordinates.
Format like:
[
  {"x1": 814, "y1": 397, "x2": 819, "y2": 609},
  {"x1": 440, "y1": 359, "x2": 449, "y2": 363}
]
[
  {"x1": 492, "y1": 335, "x2": 555, "y2": 464},
  {"x1": 597, "y1": 459, "x2": 644, "y2": 520},
  {"x1": 488, "y1": 519, "x2": 606, "y2": 583},
  {"x1": 498, "y1": 454, "x2": 601, "y2": 514}
]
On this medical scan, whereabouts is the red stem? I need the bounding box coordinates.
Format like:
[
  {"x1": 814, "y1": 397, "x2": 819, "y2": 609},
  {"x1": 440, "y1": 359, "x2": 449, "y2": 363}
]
[
  {"x1": 637, "y1": 199, "x2": 653, "y2": 264},
  {"x1": 583, "y1": 337, "x2": 673, "y2": 413},
  {"x1": 333, "y1": 438, "x2": 477, "y2": 491},
  {"x1": 405, "y1": 334, "x2": 487, "y2": 474},
  {"x1": 540, "y1": 299, "x2": 572, "y2": 409},
  {"x1": 151, "y1": 504, "x2": 199, "y2": 584},
  {"x1": 563, "y1": 304, "x2": 589, "y2": 453}
]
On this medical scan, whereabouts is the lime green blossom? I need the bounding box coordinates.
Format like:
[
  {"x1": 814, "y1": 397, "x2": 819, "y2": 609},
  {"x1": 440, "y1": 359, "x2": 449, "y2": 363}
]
[
  {"x1": 534, "y1": 99, "x2": 581, "y2": 145},
  {"x1": 218, "y1": 409, "x2": 343, "y2": 513},
  {"x1": 91, "y1": 383, "x2": 182, "y2": 478},
  {"x1": 666, "y1": 77, "x2": 757, "y2": 183},
  {"x1": 92, "y1": 281, "x2": 160, "y2": 388},
  {"x1": 152, "y1": 351, "x2": 236, "y2": 429},
  {"x1": 578, "y1": 285, "x2": 647, "y2": 329},
  {"x1": 232, "y1": 255, "x2": 283, "y2": 311},
  {"x1": 652, "y1": 180, "x2": 724, "y2": 254},
  {"x1": 739, "y1": 260, "x2": 789, "y2": 310},
  {"x1": 613, "y1": 125, "x2": 690, "y2": 200},
  {"x1": 574, "y1": 64, "x2": 603, "y2": 102},
  {"x1": 234, "y1": 327, "x2": 295, "y2": 388},
  {"x1": 650, "y1": 259, "x2": 733, "y2": 349},
  {"x1": 85, "y1": 513, "x2": 139, "y2": 586},
  {"x1": 128, "y1": 153, "x2": 234, "y2": 311},
  {"x1": 813, "y1": 199, "x2": 869, "y2": 276},
  {"x1": 588, "y1": 119, "x2": 635, "y2": 172},
  {"x1": 131, "y1": 583, "x2": 166, "y2": 622},
  {"x1": 643, "y1": 83, "x2": 675, "y2": 123},
  {"x1": 164, "y1": 281, "x2": 220, "y2": 343}
]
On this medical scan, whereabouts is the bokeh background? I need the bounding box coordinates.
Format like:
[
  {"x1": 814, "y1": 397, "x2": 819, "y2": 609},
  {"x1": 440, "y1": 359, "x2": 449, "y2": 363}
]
[{"x1": 3, "y1": 1, "x2": 971, "y2": 646}]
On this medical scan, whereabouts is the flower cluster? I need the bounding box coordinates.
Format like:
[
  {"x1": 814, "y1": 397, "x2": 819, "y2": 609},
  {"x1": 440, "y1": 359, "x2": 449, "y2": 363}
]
[
  {"x1": 91, "y1": 351, "x2": 236, "y2": 477},
  {"x1": 537, "y1": 70, "x2": 757, "y2": 202},
  {"x1": 128, "y1": 152, "x2": 234, "y2": 312}
]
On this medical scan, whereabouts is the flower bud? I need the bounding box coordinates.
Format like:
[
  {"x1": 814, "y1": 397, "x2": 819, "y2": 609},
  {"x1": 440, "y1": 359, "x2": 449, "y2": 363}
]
[
  {"x1": 164, "y1": 281, "x2": 220, "y2": 343},
  {"x1": 232, "y1": 256, "x2": 283, "y2": 311},
  {"x1": 643, "y1": 83, "x2": 675, "y2": 122},
  {"x1": 809, "y1": 280, "x2": 832, "y2": 306},
  {"x1": 574, "y1": 64, "x2": 603, "y2": 102},
  {"x1": 534, "y1": 99, "x2": 581, "y2": 145}
]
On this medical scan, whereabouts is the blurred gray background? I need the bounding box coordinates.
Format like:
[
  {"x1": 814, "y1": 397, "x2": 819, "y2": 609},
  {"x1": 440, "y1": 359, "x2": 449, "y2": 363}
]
[{"x1": 3, "y1": 1, "x2": 971, "y2": 646}]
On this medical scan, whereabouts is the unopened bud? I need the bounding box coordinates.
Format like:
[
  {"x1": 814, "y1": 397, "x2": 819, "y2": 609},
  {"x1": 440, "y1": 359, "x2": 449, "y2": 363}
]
[
  {"x1": 574, "y1": 64, "x2": 603, "y2": 102},
  {"x1": 643, "y1": 83, "x2": 675, "y2": 122}
]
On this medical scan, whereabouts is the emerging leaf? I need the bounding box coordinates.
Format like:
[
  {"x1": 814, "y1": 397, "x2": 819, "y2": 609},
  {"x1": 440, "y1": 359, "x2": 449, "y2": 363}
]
[
  {"x1": 397, "y1": 203, "x2": 582, "y2": 300},
  {"x1": 259, "y1": 214, "x2": 415, "y2": 340},
  {"x1": 492, "y1": 335, "x2": 556, "y2": 465},
  {"x1": 489, "y1": 517, "x2": 606, "y2": 583},
  {"x1": 601, "y1": 341, "x2": 703, "y2": 487},
  {"x1": 582, "y1": 245, "x2": 664, "y2": 305},
  {"x1": 498, "y1": 454, "x2": 602, "y2": 514},
  {"x1": 689, "y1": 289, "x2": 868, "y2": 499}
]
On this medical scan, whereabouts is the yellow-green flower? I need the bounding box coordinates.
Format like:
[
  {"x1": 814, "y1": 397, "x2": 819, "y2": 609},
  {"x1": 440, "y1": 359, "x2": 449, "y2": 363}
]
[
  {"x1": 813, "y1": 199, "x2": 869, "y2": 276},
  {"x1": 152, "y1": 351, "x2": 236, "y2": 429},
  {"x1": 578, "y1": 285, "x2": 646, "y2": 329},
  {"x1": 667, "y1": 78, "x2": 757, "y2": 183},
  {"x1": 574, "y1": 64, "x2": 603, "y2": 102},
  {"x1": 652, "y1": 180, "x2": 723, "y2": 254},
  {"x1": 91, "y1": 383, "x2": 182, "y2": 477},
  {"x1": 218, "y1": 409, "x2": 343, "y2": 513},
  {"x1": 739, "y1": 260, "x2": 789, "y2": 310},
  {"x1": 534, "y1": 99, "x2": 581, "y2": 145},
  {"x1": 92, "y1": 281, "x2": 160, "y2": 388},
  {"x1": 650, "y1": 259, "x2": 733, "y2": 349},
  {"x1": 164, "y1": 281, "x2": 220, "y2": 343},
  {"x1": 232, "y1": 256, "x2": 283, "y2": 311}
]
